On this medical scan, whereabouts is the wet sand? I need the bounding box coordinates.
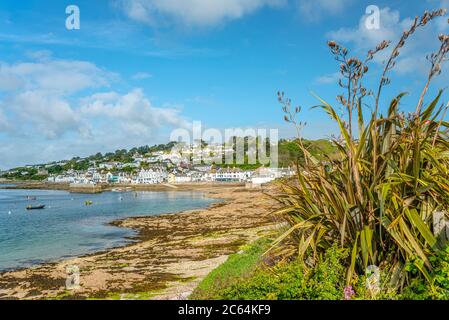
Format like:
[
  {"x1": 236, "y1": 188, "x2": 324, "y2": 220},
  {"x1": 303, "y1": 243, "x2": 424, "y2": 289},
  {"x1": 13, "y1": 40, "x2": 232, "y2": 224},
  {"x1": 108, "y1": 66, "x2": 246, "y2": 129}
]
[{"x1": 0, "y1": 184, "x2": 280, "y2": 300}]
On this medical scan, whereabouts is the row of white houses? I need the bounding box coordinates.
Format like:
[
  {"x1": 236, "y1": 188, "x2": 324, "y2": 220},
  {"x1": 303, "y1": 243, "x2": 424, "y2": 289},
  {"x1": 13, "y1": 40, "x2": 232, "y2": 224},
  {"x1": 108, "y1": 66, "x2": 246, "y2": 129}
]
[{"x1": 47, "y1": 167, "x2": 295, "y2": 185}]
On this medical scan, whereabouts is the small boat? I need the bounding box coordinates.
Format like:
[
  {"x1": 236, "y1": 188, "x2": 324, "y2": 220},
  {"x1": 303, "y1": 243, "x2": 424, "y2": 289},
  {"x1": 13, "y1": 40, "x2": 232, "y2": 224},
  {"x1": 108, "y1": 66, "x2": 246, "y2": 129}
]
[
  {"x1": 84, "y1": 200, "x2": 93, "y2": 206},
  {"x1": 26, "y1": 196, "x2": 37, "y2": 200},
  {"x1": 26, "y1": 205, "x2": 45, "y2": 210}
]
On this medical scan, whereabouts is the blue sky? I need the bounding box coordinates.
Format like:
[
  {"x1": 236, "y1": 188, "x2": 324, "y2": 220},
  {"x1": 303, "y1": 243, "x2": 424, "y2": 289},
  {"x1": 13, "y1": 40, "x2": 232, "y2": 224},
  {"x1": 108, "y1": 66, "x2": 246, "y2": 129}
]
[{"x1": 0, "y1": 0, "x2": 448, "y2": 169}]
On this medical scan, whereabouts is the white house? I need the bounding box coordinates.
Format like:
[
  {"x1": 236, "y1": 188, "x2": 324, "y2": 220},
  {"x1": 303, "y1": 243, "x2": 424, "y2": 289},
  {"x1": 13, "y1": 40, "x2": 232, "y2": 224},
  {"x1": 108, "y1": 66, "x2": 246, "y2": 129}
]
[
  {"x1": 250, "y1": 167, "x2": 295, "y2": 185},
  {"x1": 205, "y1": 168, "x2": 251, "y2": 182},
  {"x1": 134, "y1": 169, "x2": 167, "y2": 184},
  {"x1": 92, "y1": 172, "x2": 107, "y2": 183},
  {"x1": 47, "y1": 175, "x2": 75, "y2": 183},
  {"x1": 175, "y1": 175, "x2": 192, "y2": 183},
  {"x1": 98, "y1": 162, "x2": 122, "y2": 170}
]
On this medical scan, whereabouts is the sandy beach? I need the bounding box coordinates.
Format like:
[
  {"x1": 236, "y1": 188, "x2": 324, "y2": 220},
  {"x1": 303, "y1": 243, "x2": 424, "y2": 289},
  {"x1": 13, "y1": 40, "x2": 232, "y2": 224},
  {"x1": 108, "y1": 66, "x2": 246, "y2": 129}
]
[{"x1": 0, "y1": 184, "x2": 279, "y2": 300}]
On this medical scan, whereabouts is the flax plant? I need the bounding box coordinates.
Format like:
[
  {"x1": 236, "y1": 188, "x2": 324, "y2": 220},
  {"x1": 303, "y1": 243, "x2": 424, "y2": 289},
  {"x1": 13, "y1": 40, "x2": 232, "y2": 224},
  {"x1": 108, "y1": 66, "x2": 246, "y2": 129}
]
[{"x1": 272, "y1": 10, "x2": 449, "y2": 291}]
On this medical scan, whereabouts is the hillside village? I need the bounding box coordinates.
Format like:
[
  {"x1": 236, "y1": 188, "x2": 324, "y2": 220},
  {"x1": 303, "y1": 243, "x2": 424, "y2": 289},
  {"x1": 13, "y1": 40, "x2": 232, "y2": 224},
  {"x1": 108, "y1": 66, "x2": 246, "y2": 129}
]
[{"x1": 1, "y1": 141, "x2": 297, "y2": 186}]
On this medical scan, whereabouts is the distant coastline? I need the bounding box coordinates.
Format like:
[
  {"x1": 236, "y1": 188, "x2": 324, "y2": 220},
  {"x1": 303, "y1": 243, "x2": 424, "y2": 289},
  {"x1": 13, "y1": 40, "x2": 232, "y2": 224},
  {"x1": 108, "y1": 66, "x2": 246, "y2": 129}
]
[{"x1": 0, "y1": 181, "x2": 247, "y2": 193}]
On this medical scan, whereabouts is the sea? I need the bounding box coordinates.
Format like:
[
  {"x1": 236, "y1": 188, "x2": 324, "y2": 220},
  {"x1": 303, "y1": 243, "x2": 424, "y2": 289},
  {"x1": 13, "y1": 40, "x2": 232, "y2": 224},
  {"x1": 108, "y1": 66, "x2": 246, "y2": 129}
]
[{"x1": 0, "y1": 187, "x2": 216, "y2": 271}]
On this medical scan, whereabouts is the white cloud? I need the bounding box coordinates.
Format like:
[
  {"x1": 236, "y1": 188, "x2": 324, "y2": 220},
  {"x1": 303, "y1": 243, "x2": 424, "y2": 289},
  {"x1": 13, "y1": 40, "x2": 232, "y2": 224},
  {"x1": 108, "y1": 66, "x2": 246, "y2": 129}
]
[
  {"x1": 0, "y1": 54, "x2": 116, "y2": 139},
  {"x1": 0, "y1": 88, "x2": 190, "y2": 169},
  {"x1": 25, "y1": 50, "x2": 53, "y2": 61},
  {"x1": 0, "y1": 71, "x2": 24, "y2": 91},
  {"x1": 0, "y1": 53, "x2": 191, "y2": 168},
  {"x1": 314, "y1": 72, "x2": 340, "y2": 85},
  {"x1": 116, "y1": 0, "x2": 354, "y2": 26},
  {"x1": 326, "y1": 7, "x2": 448, "y2": 76},
  {"x1": 7, "y1": 91, "x2": 82, "y2": 139},
  {"x1": 81, "y1": 89, "x2": 189, "y2": 134},
  {"x1": 296, "y1": 0, "x2": 354, "y2": 22},
  {"x1": 0, "y1": 59, "x2": 114, "y2": 95},
  {"x1": 117, "y1": 0, "x2": 286, "y2": 27},
  {"x1": 132, "y1": 72, "x2": 152, "y2": 80},
  {"x1": 327, "y1": 8, "x2": 405, "y2": 51},
  {"x1": 0, "y1": 109, "x2": 9, "y2": 131}
]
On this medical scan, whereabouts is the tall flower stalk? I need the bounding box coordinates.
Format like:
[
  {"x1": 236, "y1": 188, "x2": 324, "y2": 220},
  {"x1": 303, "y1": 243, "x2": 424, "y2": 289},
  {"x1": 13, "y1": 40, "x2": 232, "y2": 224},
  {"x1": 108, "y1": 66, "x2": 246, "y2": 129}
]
[{"x1": 273, "y1": 10, "x2": 449, "y2": 291}]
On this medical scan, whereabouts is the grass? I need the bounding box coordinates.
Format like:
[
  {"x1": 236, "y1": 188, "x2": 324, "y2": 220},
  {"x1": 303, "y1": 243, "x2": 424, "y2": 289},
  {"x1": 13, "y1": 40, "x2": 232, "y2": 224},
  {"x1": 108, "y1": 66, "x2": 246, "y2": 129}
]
[
  {"x1": 190, "y1": 237, "x2": 272, "y2": 300},
  {"x1": 191, "y1": 242, "x2": 351, "y2": 300}
]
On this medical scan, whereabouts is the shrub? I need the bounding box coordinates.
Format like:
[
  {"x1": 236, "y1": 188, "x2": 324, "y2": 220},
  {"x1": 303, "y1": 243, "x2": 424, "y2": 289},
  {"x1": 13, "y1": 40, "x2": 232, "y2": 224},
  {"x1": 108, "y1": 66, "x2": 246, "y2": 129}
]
[
  {"x1": 272, "y1": 9, "x2": 449, "y2": 292},
  {"x1": 219, "y1": 262, "x2": 304, "y2": 300},
  {"x1": 219, "y1": 245, "x2": 347, "y2": 300},
  {"x1": 302, "y1": 245, "x2": 347, "y2": 300},
  {"x1": 401, "y1": 247, "x2": 449, "y2": 299}
]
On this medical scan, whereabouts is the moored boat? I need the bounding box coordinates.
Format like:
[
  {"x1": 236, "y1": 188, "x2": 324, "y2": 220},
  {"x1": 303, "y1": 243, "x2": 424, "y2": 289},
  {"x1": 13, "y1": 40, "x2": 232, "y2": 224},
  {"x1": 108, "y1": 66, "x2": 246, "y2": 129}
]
[{"x1": 26, "y1": 205, "x2": 45, "y2": 210}]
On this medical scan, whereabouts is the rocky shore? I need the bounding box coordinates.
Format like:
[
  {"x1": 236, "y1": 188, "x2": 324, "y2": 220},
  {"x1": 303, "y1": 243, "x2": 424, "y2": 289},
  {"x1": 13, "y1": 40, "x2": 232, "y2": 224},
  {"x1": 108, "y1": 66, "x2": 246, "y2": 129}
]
[
  {"x1": 1, "y1": 181, "x2": 251, "y2": 193},
  {"x1": 0, "y1": 184, "x2": 280, "y2": 300}
]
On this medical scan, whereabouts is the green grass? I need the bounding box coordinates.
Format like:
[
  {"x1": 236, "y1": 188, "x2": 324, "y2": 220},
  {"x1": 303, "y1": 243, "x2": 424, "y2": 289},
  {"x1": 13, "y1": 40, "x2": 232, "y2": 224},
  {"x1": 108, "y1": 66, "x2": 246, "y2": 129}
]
[
  {"x1": 191, "y1": 242, "x2": 352, "y2": 300},
  {"x1": 190, "y1": 237, "x2": 272, "y2": 300},
  {"x1": 214, "y1": 245, "x2": 348, "y2": 300}
]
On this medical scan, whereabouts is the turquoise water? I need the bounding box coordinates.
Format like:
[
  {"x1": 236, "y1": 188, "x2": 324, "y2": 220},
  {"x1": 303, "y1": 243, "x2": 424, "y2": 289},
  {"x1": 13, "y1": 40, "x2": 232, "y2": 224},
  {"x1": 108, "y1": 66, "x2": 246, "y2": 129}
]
[{"x1": 0, "y1": 189, "x2": 215, "y2": 271}]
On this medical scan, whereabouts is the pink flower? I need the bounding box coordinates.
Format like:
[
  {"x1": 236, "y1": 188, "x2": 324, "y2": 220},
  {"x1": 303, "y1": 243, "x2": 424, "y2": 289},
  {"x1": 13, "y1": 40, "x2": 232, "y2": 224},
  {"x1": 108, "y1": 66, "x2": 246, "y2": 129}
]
[{"x1": 344, "y1": 285, "x2": 355, "y2": 300}]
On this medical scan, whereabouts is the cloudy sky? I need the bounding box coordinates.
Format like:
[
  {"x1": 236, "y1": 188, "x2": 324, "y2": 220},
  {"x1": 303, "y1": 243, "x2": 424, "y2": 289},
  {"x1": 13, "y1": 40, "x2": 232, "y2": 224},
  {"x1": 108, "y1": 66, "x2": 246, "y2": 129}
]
[{"x1": 0, "y1": 0, "x2": 448, "y2": 169}]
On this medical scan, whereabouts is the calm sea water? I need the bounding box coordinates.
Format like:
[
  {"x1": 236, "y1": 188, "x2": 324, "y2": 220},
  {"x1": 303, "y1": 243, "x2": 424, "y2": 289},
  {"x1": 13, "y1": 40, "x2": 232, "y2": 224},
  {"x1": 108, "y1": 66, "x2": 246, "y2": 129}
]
[{"x1": 0, "y1": 188, "x2": 216, "y2": 271}]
